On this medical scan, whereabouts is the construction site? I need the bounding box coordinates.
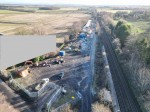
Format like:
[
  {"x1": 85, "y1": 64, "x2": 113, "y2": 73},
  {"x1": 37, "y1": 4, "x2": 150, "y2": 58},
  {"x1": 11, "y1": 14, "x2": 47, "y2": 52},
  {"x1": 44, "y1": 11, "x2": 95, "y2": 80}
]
[
  {"x1": 0, "y1": 10, "x2": 101, "y2": 112},
  {"x1": 0, "y1": 5, "x2": 144, "y2": 112}
]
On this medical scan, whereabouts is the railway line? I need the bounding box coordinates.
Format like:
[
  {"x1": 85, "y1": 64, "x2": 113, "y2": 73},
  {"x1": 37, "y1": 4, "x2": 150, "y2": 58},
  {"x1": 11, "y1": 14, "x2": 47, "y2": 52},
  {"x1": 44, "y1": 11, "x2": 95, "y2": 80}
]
[{"x1": 98, "y1": 20, "x2": 142, "y2": 112}]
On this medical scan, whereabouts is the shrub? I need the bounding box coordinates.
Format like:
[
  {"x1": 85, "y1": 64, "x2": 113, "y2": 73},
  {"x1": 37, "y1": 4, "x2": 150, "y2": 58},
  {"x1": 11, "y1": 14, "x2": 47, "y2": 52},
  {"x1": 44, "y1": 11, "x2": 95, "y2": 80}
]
[
  {"x1": 39, "y1": 55, "x2": 45, "y2": 61},
  {"x1": 33, "y1": 57, "x2": 40, "y2": 63}
]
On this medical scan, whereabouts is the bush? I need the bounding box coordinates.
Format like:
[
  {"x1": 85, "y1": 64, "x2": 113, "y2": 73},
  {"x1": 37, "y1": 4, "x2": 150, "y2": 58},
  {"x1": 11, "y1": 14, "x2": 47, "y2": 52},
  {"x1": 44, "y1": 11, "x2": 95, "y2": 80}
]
[
  {"x1": 114, "y1": 21, "x2": 131, "y2": 47},
  {"x1": 39, "y1": 55, "x2": 45, "y2": 61},
  {"x1": 33, "y1": 57, "x2": 40, "y2": 63}
]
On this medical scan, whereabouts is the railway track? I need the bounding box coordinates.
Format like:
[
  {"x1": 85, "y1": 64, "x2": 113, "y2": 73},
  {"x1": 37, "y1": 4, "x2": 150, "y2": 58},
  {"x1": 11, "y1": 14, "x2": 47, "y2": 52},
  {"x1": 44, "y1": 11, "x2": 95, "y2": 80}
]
[{"x1": 98, "y1": 20, "x2": 142, "y2": 112}]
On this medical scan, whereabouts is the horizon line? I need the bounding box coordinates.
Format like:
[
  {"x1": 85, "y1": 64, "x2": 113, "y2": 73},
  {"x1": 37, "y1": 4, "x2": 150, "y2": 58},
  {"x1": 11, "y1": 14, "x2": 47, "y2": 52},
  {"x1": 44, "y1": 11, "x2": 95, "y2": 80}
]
[{"x1": 0, "y1": 3, "x2": 150, "y2": 7}]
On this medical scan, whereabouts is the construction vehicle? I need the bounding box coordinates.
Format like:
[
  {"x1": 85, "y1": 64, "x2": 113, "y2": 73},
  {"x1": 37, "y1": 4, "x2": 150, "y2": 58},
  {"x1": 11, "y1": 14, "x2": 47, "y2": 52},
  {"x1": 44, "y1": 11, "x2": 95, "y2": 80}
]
[
  {"x1": 54, "y1": 56, "x2": 64, "y2": 64},
  {"x1": 82, "y1": 20, "x2": 92, "y2": 34},
  {"x1": 57, "y1": 72, "x2": 64, "y2": 80}
]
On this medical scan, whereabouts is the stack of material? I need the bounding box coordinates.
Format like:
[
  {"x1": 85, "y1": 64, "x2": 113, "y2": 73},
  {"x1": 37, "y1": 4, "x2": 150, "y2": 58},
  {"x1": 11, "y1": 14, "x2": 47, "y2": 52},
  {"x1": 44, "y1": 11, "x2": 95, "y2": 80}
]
[{"x1": 17, "y1": 67, "x2": 30, "y2": 78}]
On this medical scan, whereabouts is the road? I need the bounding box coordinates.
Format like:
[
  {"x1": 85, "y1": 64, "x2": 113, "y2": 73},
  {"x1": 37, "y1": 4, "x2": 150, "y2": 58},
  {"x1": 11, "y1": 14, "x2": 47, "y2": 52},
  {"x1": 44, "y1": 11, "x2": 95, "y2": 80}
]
[{"x1": 98, "y1": 20, "x2": 142, "y2": 112}]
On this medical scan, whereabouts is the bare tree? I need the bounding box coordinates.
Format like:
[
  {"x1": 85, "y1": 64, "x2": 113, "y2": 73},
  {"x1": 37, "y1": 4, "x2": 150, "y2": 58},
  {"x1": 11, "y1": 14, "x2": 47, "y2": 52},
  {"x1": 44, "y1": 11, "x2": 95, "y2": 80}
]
[
  {"x1": 15, "y1": 27, "x2": 31, "y2": 35},
  {"x1": 128, "y1": 53, "x2": 150, "y2": 95},
  {"x1": 32, "y1": 24, "x2": 48, "y2": 35},
  {"x1": 92, "y1": 102, "x2": 111, "y2": 112},
  {"x1": 112, "y1": 38, "x2": 121, "y2": 54},
  {"x1": 69, "y1": 18, "x2": 88, "y2": 35},
  {"x1": 123, "y1": 37, "x2": 150, "y2": 100},
  {"x1": 72, "y1": 22, "x2": 82, "y2": 34}
]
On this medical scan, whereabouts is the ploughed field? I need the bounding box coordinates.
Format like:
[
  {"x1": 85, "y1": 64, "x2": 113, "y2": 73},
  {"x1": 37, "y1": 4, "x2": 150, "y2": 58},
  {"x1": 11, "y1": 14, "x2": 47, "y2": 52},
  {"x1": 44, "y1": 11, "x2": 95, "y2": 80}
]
[{"x1": 0, "y1": 10, "x2": 89, "y2": 35}]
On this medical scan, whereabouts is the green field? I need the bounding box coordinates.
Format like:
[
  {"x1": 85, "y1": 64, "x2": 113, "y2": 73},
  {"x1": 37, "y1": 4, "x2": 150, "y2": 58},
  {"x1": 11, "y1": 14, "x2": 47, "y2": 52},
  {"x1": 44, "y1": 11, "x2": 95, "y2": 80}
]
[
  {"x1": 127, "y1": 21, "x2": 149, "y2": 35},
  {"x1": 36, "y1": 9, "x2": 72, "y2": 14},
  {"x1": 113, "y1": 19, "x2": 148, "y2": 35},
  {"x1": 128, "y1": 21, "x2": 150, "y2": 31},
  {"x1": 0, "y1": 10, "x2": 27, "y2": 14}
]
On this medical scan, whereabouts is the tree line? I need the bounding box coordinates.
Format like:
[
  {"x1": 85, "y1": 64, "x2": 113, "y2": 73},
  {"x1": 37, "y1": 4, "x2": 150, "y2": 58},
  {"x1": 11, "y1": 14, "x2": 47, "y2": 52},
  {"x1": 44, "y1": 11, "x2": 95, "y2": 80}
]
[
  {"x1": 114, "y1": 10, "x2": 150, "y2": 21},
  {"x1": 38, "y1": 7, "x2": 60, "y2": 10}
]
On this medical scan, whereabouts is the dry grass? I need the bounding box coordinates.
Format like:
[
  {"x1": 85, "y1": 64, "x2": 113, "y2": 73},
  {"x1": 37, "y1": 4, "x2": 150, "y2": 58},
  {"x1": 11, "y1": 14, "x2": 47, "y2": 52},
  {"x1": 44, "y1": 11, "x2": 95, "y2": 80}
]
[
  {"x1": 0, "y1": 93, "x2": 19, "y2": 112},
  {"x1": 0, "y1": 13, "x2": 89, "y2": 35},
  {"x1": 92, "y1": 102, "x2": 111, "y2": 112},
  {"x1": 59, "y1": 8, "x2": 79, "y2": 11},
  {"x1": 59, "y1": 105, "x2": 73, "y2": 112},
  {"x1": 51, "y1": 104, "x2": 73, "y2": 112}
]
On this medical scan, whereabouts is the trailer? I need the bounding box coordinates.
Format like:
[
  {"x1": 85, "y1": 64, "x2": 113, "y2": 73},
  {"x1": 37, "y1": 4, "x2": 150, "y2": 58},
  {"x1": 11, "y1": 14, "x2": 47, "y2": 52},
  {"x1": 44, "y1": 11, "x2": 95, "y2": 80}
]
[{"x1": 82, "y1": 20, "x2": 92, "y2": 33}]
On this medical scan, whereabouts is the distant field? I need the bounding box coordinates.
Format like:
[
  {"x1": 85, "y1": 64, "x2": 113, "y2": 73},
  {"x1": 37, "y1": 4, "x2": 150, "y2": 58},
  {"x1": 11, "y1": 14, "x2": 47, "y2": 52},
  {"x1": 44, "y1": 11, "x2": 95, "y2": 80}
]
[
  {"x1": 59, "y1": 7, "x2": 79, "y2": 10},
  {"x1": 0, "y1": 8, "x2": 89, "y2": 36},
  {"x1": 36, "y1": 9, "x2": 76, "y2": 14},
  {"x1": 0, "y1": 10, "x2": 27, "y2": 14},
  {"x1": 0, "y1": 23, "x2": 24, "y2": 35},
  {"x1": 97, "y1": 8, "x2": 131, "y2": 13},
  {"x1": 99, "y1": 8, "x2": 149, "y2": 34}
]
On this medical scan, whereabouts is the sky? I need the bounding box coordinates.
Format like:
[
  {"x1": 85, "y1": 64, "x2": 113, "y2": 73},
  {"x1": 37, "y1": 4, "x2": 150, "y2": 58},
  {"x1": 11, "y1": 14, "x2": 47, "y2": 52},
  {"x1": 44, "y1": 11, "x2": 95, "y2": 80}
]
[{"x1": 0, "y1": 0, "x2": 150, "y2": 6}]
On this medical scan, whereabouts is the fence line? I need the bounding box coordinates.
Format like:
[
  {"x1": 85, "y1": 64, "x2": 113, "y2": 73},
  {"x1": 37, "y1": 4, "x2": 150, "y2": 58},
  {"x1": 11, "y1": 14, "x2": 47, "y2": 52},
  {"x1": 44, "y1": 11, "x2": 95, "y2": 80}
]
[
  {"x1": 9, "y1": 74, "x2": 58, "y2": 98},
  {"x1": 46, "y1": 87, "x2": 62, "y2": 112},
  {"x1": 51, "y1": 92, "x2": 81, "y2": 112},
  {"x1": 102, "y1": 45, "x2": 120, "y2": 112}
]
